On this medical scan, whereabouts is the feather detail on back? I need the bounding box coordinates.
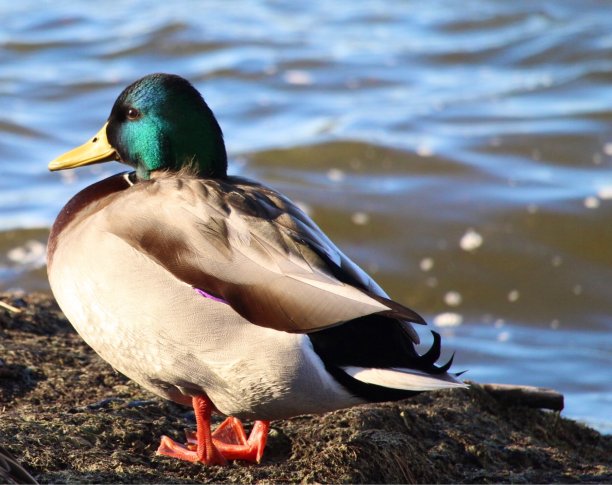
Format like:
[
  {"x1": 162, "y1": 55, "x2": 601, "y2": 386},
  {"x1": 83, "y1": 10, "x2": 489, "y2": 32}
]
[{"x1": 99, "y1": 173, "x2": 424, "y2": 335}]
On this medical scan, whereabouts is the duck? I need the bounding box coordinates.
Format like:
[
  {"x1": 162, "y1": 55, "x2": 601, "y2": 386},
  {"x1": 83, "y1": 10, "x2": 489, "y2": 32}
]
[{"x1": 47, "y1": 73, "x2": 466, "y2": 466}]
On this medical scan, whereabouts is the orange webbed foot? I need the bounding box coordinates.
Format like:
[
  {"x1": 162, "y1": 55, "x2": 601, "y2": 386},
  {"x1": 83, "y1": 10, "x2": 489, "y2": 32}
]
[
  {"x1": 157, "y1": 434, "x2": 227, "y2": 465},
  {"x1": 156, "y1": 396, "x2": 270, "y2": 465},
  {"x1": 185, "y1": 417, "x2": 270, "y2": 463},
  {"x1": 214, "y1": 419, "x2": 270, "y2": 463}
]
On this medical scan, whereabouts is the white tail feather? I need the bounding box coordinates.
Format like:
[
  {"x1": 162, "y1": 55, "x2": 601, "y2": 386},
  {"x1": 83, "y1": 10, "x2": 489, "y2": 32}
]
[{"x1": 342, "y1": 366, "x2": 468, "y2": 391}]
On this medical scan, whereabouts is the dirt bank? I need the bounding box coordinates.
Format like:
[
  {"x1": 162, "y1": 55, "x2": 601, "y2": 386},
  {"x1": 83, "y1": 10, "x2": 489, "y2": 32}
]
[{"x1": 1, "y1": 292, "x2": 610, "y2": 483}]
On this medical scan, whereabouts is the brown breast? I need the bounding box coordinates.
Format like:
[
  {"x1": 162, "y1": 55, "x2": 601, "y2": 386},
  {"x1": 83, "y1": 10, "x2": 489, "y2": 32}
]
[{"x1": 47, "y1": 172, "x2": 134, "y2": 267}]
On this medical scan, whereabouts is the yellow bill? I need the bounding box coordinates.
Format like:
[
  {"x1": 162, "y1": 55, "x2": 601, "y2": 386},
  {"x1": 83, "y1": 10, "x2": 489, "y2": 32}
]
[{"x1": 48, "y1": 122, "x2": 117, "y2": 171}]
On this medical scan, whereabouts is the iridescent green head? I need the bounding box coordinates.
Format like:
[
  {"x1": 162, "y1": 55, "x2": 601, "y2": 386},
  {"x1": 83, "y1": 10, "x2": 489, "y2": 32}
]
[{"x1": 49, "y1": 73, "x2": 228, "y2": 180}]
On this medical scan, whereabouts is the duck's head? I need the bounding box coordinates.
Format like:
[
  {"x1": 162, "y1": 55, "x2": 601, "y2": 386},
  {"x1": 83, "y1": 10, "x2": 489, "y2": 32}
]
[{"x1": 49, "y1": 73, "x2": 227, "y2": 180}]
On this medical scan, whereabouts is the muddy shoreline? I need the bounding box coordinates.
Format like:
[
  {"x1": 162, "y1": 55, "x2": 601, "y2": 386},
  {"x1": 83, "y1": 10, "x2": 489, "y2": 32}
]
[{"x1": 1, "y1": 292, "x2": 610, "y2": 483}]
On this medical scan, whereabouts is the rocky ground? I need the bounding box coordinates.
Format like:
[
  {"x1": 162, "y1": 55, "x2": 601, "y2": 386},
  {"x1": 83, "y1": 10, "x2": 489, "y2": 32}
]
[{"x1": 1, "y1": 292, "x2": 610, "y2": 483}]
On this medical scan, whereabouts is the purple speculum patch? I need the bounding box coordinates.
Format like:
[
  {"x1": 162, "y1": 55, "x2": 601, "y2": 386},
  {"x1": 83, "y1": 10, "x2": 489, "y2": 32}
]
[{"x1": 195, "y1": 287, "x2": 229, "y2": 305}]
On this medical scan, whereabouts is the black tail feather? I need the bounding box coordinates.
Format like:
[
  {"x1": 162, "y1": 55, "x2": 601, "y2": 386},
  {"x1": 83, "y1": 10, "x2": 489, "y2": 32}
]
[
  {"x1": 419, "y1": 330, "x2": 442, "y2": 367},
  {"x1": 436, "y1": 351, "x2": 455, "y2": 373},
  {"x1": 309, "y1": 314, "x2": 463, "y2": 402},
  {"x1": 416, "y1": 332, "x2": 459, "y2": 374}
]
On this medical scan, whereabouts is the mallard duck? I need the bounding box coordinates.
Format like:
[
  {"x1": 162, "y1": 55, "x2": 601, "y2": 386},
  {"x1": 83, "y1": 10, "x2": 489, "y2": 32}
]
[{"x1": 47, "y1": 73, "x2": 465, "y2": 465}]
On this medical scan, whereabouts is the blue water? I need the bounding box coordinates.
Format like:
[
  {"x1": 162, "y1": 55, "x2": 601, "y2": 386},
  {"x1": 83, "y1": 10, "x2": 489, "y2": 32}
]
[{"x1": 1, "y1": 1, "x2": 611, "y2": 433}]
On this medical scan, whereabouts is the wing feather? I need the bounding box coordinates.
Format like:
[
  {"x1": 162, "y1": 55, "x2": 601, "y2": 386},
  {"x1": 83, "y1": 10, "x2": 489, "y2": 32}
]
[{"x1": 104, "y1": 174, "x2": 423, "y2": 334}]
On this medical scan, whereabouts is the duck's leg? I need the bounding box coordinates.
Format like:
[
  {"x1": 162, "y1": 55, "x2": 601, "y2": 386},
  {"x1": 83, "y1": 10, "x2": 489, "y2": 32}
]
[
  {"x1": 185, "y1": 417, "x2": 271, "y2": 463},
  {"x1": 157, "y1": 395, "x2": 271, "y2": 464},
  {"x1": 157, "y1": 395, "x2": 227, "y2": 465}
]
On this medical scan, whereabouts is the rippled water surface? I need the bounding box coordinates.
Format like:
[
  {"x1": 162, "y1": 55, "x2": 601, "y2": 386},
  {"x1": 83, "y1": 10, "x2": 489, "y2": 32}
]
[{"x1": 1, "y1": 1, "x2": 611, "y2": 432}]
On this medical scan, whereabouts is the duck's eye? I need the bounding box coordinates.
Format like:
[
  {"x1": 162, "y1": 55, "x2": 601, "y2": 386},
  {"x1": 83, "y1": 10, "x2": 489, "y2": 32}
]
[{"x1": 126, "y1": 108, "x2": 140, "y2": 120}]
